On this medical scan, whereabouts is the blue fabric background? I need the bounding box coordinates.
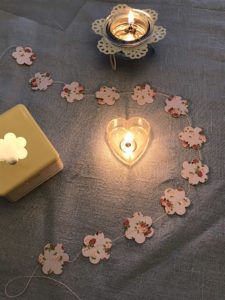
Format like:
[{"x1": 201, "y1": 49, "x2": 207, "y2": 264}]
[{"x1": 0, "y1": 1, "x2": 224, "y2": 299}]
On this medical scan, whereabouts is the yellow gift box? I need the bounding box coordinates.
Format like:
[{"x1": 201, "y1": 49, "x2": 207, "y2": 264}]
[{"x1": 0, "y1": 104, "x2": 63, "y2": 202}]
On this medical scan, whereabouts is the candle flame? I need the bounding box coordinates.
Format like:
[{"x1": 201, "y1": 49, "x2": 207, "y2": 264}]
[
  {"x1": 128, "y1": 10, "x2": 134, "y2": 25},
  {"x1": 124, "y1": 132, "x2": 133, "y2": 143},
  {"x1": 120, "y1": 132, "x2": 135, "y2": 156}
]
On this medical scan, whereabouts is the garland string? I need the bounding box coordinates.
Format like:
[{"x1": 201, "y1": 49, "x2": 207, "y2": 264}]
[
  {"x1": 5, "y1": 255, "x2": 82, "y2": 300},
  {"x1": 53, "y1": 81, "x2": 66, "y2": 85},
  {"x1": 0, "y1": 45, "x2": 17, "y2": 61},
  {"x1": 5, "y1": 275, "x2": 82, "y2": 300}
]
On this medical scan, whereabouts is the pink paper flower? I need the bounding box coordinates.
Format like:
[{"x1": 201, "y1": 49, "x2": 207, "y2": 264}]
[
  {"x1": 82, "y1": 233, "x2": 112, "y2": 264},
  {"x1": 124, "y1": 212, "x2": 154, "y2": 244},
  {"x1": 61, "y1": 81, "x2": 84, "y2": 103},
  {"x1": 160, "y1": 188, "x2": 191, "y2": 215},
  {"x1": 29, "y1": 72, "x2": 53, "y2": 91},
  {"x1": 38, "y1": 243, "x2": 69, "y2": 275},
  {"x1": 165, "y1": 96, "x2": 189, "y2": 117},
  {"x1": 12, "y1": 46, "x2": 37, "y2": 65},
  {"x1": 95, "y1": 86, "x2": 120, "y2": 105},
  {"x1": 181, "y1": 159, "x2": 209, "y2": 185},
  {"x1": 179, "y1": 126, "x2": 207, "y2": 149},
  {"x1": 132, "y1": 84, "x2": 156, "y2": 105}
]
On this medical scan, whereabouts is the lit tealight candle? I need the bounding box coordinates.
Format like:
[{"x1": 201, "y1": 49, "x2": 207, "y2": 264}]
[
  {"x1": 120, "y1": 132, "x2": 136, "y2": 155},
  {"x1": 106, "y1": 8, "x2": 152, "y2": 45}
]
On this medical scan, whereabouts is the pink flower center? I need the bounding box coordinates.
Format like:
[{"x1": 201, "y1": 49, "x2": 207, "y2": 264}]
[
  {"x1": 64, "y1": 88, "x2": 70, "y2": 94},
  {"x1": 89, "y1": 238, "x2": 96, "y2": 247},
  {"x1": 123, "y1": 219, "x2": 129, "y2": 228},
  {"x1": 137, "y1": 222, "x2": 150, "y2": 234}
]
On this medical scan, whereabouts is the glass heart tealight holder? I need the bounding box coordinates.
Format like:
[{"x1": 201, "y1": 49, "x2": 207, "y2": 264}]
[{"x1": 106, "y1": 117, "x2": 150, "y2": 166}]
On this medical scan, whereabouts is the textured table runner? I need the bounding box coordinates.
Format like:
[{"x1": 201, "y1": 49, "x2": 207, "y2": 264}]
[{"x1": 0, "y1": 1, "x2": 224, "y2": 299}]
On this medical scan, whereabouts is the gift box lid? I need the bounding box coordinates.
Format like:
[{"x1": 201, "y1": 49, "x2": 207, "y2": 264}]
[{"x1": 0, "y1": 104, "x2": 60, "y2": 196}]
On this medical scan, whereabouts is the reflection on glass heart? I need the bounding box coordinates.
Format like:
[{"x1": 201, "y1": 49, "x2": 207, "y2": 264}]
[{"x1": 106, "y1": 117, "x2": 150, "y2": 166}]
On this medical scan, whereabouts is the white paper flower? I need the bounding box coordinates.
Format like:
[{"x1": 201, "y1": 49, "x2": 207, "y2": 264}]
[
  {"x1": 29, "y1": 72, "x2": 53, "y2": 91},
  {"x1": 82, "y1": 233, "x2": 112, "y2": 264},
  {"x1": 132, "y1": 84, "x2": 156, "y2": 105},
  {"x1": 160, "y1": 188, "x2": 191, "y2": 215},
  {"x1": 165, "y1": 96, "x2": 189, "y2": 117},
  {"x1": 181, "y1": 159, "x2": 209, "y2": 185},
  {"x1": 95, "y1": 86, "x2": 120, "y2": 105},
  {"x1": 0, "y1": 133, "x2": 27, "y2": 164},
  {"x1": 61, "y1": 81, "x2": 84, "y2": 103},
  {"x1": 123, "y1": 212, "x2": 154, "y2": 244},
  {"x1": 38, "y1": 243, "x2": 69, "y2": 275},
  {"x1": 179, "y1": 126, "x2": 207, "y2": 149},
  {"x1": 12, "y1": 46, "x2": 37, "y2": 65}
]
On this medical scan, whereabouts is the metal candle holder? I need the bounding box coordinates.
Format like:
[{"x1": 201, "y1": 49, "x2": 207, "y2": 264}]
[{"x1": 92, "y1": 4, "x2": 166, "y2": 70}]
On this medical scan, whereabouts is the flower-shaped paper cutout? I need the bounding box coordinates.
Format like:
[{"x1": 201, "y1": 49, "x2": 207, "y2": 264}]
[
  {"x1": 132, "y1": 84, "x2": 156, "y2": 105},
  {"x1": 61, "y1": 82, "x2": 84, "y2": 103},
  {"x1": 165, "y1": 96, "x2": 189, "y2": 117},
  {"x1": 160, "y1": 188, "x2": 191, "y2": 215},
  {"x1": 95, "y1": 86, "x2": 120, "y2": 105},
  {"x1": 82, "y1": 233, "x2": 112, "y2": 264},
  {"x1": 29, "y1": 72, "x2": 53, "y2": 91},
  {"x1": 179, "y1": 126, "x2": 207, "y2": 149},
  {"x1": 124, "y1": 212, "x2": 154, "y2": 244},
  {"x1": 38, "y1": 243, "x2": 69, "y2": 275},
  {"x1": 181, "y1": 159, "x2": 209, "y2": 185},
  {"x1": 12, "y1": 46, "x2": 37, "y2": 65},
  {"x1": 0, "y1": 133, "x2": 27, "y2": 164}
]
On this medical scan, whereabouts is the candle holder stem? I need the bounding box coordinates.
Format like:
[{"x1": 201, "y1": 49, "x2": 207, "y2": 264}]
[
  {"x1": 125, "y1": 96, "x2": 129, "y2": 119},
  {"x1": 110, "y1": 54, "x2": 117, "y2": 71}
]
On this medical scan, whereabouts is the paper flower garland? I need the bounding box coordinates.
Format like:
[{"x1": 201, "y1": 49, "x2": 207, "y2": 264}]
[
  {"x1": 181, "y1": 159, "x2": 209, "y2": 185},
  {"x1": 95, "y1": 86, "x2": 120, "y2": 105},
  {"x1": 179, "y1": 126, "x2": 207, "y2": 149},
  {"x1": 132, "y1": 84, "x2": 156, "y2": 105},
  {"x1": 165, "y1": 96, "x2": 189, "y2": 117},
  {"x1": 61, "y1": 81, "x2": 84, "y2": 103},
  {"x1": 12, "y1": 46, "x2": 36, "y2": 65},
  {"x1": 38, "y1": 243, "x2": 69, "y2": 275},
  {"x1": 82, "y1": 233, "x2": 112, "y2": 264},
  {"x1": 160, "y1": 188, "x2": 191, "y2": 215},
  {"x1": 29, "y1": 72, "x2": 53, "y2": 91},
  {"x1": 124, "y1": 212, "x2": 154, "y2": 244},
  {"x1": 0, "y1": 133, "x2": 28, "y2": 164},
  {"x1": 4, "y1": 72, "x2": 209, "y2": 298}
]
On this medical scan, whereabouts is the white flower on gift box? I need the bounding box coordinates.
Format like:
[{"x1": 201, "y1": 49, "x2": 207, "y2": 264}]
[
  {"x1": 12, "y1": 46, "x2": 37, "y2": 65},
  {"x1": 160, "y1": 188, "x2": 191, "y2": 215},
  {"x1": 95, "y1": 86, "x2": 120, "y2": 105},
  {"x1": 181, "y1": 159, "x2": 209, "y2": 185},
  {"x1": 61, "y1": 81, "x2": 84, "y2": 103},
  {"x1": 123, "y1": 212, "x2": 154, "y2": 244},
  {"x1": 38, "y1": 243, "x2": 69, "y2": 275},
  {"x1": 131, "y1": 84, "x2": 156, "y2": 105},
  {"x1": 82, "y1": 233, "x2": 112, "y2": 264},
  {"x1": 29, "y1": 72, "x2": 53, "y2": 91},
  {"x1": 179, "y1": 126, "x2": 207, "y2": 149},
  {"x1": 165, "y1": 96, "x2": 189, "y2": 117},
  {"x1": 0, "y1": 132, "x2": 27, "y2": 164}
]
